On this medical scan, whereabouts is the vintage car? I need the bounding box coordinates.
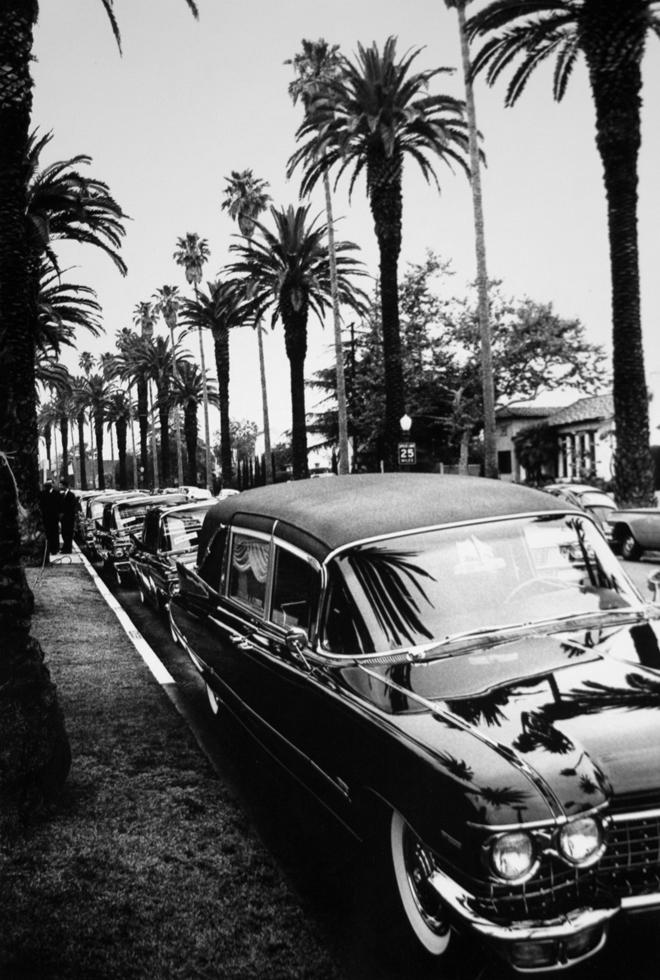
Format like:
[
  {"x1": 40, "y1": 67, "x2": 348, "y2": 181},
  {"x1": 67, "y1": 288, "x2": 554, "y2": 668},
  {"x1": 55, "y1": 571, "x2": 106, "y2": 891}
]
[
  {"x1": 606, "y1": 505, "x2": 660, "y2": 561},
  {"x1": 543, "y1": 483, "x2": 618, "y2": 546},
  {"x1": 76, "y1": 490, "x2": 136, "y2": 550},
  {"x1": 95, "y1": 491, "x2": 187, "y2": 584},
  {"x1": 129, "y1": 498, "x2": 215, "y2": 609},
  {"x1": 168, "y1": 473, "x2": 660, "y2": 973}
]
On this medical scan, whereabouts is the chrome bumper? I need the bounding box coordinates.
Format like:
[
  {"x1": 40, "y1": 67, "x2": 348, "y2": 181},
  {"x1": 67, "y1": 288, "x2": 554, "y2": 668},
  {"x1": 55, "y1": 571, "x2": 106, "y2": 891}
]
[{"x1": 428, "y1": 864, "x2": 624, "y2": 972}]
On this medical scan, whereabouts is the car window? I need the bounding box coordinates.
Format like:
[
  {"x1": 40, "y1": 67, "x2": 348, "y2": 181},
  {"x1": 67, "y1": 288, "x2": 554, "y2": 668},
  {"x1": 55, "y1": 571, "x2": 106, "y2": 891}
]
[
  {"x1": 270, "y1": 547, "x2": 320, "y2": 632},
  {"x1": 227, "y1": 532, "x2": 270, "y2": 613},
  {"x1": 162, "y1": 513, "x2": 204, "y2": 553}
]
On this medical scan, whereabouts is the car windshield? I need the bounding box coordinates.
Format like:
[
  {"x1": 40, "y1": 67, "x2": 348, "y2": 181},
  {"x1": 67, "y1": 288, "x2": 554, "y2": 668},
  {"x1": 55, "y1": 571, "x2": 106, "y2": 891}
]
[
  {"x1": 322, "y1": 513, "x2": 643, "y2": 657},
  {"x1": 116, "y1": 501, "x2": 151, "y2": 529}
]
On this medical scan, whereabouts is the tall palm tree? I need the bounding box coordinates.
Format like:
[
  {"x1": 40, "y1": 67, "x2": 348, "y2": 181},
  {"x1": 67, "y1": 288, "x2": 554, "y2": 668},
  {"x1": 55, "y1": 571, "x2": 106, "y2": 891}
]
[
  {"x1": 78, "y1": 351, "x2": 96, "y2": 487},
  {"x1": 114, "y1": 327, "x2": 148, "y2": 485},
  {"x1": 180, "y1": 279, "x2": 245, "y2": 487},
  {"x1": 0, "y1": 0, "x2": 198, "y2": 823},
  {"x1": 132, "y1": 302, "x2": 159, "y2": 486},
  {"x1": 70, "y1": 376, "x2": 91, "y2": 490},
  {"x1": 221, "y1": 169, "x2": 274, "y2": 483},
  {"x1": 152, "y1": 284, "x2": 185, "y2": 486},
  {"x1": 442, "y1": 3, "x2": 497, "y2": 478},
  {"x1": 173, "y1": 362, "x2": 219, "y2": 485},
  {"x1": 85, "y1": 373, "x2": 111, "y2": 491},
  {"x1": 466, "y1": 0, "x2": 660, "y2": 505},
  {"x1": 105, "y1": 390, "x2": 133, "y2": 490},
  {"x1": 288, "y1": 36, "x2": 470, "y2": 470},
  {"x1": 173, "y1": 232, "x2": 212, "y2": 489},
  {"x1": 129, "y1": 335, "x2": 185, "y2": 487},
  {"x1": 37, "y1": 400, "x2": 58, "y2": 477},
  {"x1": 226, "y1": 204, "x2": 367, "y2": 480},
  {"x1": 287, "y1": 39, "x2": 352, "y2": 476}
]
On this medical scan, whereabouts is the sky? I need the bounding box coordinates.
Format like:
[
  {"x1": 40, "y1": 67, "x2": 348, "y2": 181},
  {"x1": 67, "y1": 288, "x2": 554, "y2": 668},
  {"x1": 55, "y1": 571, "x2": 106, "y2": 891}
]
[{"x1": 31, "y1": 0, "x2": 660, "y2": 448}]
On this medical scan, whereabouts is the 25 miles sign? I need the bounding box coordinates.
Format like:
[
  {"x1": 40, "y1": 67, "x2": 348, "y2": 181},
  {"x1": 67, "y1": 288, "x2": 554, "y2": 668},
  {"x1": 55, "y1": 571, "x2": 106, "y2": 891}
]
[{"x1": 398, "y1": 442, "x2": 417, "y2": 466}]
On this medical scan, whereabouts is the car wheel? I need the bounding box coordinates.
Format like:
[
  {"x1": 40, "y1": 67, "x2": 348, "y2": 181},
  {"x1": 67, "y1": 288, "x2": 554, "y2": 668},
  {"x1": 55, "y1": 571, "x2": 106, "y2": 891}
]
[
  {"x1": 388, "y1": 810, "x2": 452, "y2": 958},
  {"x1": 621, "y1": 532, "x2": 642, "y2": 561},
  {"x1": 206, "y1": 683, "x2": 221, "y2": 716}
]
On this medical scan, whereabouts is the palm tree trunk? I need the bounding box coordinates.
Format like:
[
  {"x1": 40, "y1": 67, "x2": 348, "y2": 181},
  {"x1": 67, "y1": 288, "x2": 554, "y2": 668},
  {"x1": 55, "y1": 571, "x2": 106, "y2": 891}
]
[
  {"x1": 167, "y1": 325, "x2": 184, "y2": 486},
  {"x1": 213, "y1": 328, "x2": 232, "y2": 487},
  {"x1": 322, "y1": 171, "x2": 350, "y2": 475},
  {"x1": 158, "y1": 387, "x2": 171, "y2": 486},
  {"x1": 148, "y1": 382, "x2": 159, "y2": 489},
  {"x1": 129, "y1": 404, "x2": 138, "y2": 490},
  {"x1": 194, "y1": 285, "x2": 212, "y2": 491},
  {"x1": 455, "y1": 0, "x2": 497, "y2": 480},
  {"x1": 89, "y1": 415, "x2": 96, "y2": 489},
  {"x1": 58, "y1": 417, "x2": 68, "y2": 481},
  {"x1": 44, "y1": 426, "x2": 52, "y2": 474},
  {"x1": 77, "y1": 414, "x2": 87, "y2": 490},
  {"x1": 109, "y1": 425, "x2": 115, "y2": 488},
  {"x1": 95, "y1": 417, "x2": 105, "y2": 490},
  {"x1": 0, "y1": 2, "x2": 42, "y2": 553},
  {"x1": 255, "y1": 324, "x2": 273, "y2": 483},
  {"x1": 184, "y1": 404, "x2": 198, "y2": 485},
  {"x1": 369, "y1": 155, "x2": 405, "y2": 472},
  {"x1": 116, "y1": 419, "x2": 128, "y2": 489},
  {"x1": 137, "y1": 377, "x2": 149, "y2": 485},
  {"x1": 283, "y1": 306, "x2": 309, "y2": 480},
  {"x1": 584, "y1": 21, "x2": 654, "y2": 505}
]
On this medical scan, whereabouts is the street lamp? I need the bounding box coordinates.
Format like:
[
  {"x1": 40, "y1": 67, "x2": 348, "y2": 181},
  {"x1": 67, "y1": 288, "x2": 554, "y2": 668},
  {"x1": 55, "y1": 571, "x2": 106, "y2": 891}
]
[{"x1": 400, "y1": 413, "x2": 413, "y2": 434}]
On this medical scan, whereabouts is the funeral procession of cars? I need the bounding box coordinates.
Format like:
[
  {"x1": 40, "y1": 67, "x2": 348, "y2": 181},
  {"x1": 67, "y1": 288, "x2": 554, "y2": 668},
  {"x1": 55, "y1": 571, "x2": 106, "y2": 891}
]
[{"x1": 73, "y1": 473, "x2": 660, "y2": 975}]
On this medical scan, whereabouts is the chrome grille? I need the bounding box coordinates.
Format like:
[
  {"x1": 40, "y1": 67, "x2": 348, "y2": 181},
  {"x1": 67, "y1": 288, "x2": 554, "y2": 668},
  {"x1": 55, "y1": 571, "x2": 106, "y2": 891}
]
[{"x1": 474, "y1": 810, "x2": 660, "y2": 923}]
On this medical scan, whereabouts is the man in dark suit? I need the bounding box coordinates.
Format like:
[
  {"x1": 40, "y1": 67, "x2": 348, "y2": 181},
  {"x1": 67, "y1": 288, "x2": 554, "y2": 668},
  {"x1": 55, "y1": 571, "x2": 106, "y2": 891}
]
[
  {"x1": 39, "y1": 479, "x2": 60, "y2": 557},
  {"x1": 59, "y1": 480, "x2": 78, "y2": 554}
]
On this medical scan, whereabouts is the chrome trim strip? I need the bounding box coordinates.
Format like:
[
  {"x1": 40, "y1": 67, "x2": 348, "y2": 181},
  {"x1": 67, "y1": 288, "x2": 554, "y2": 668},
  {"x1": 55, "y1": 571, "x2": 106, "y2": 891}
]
[
  {"x1": 621, "y1": 893, "x2": 660, "y2": 911},
  {"x1": 323, "y1": 511, "x2": 579, "y2": 564},
  {"x1": 467, "y1": 802, "x2": 610, "y2": 832},
  {"x1": 611, "y1": 806, "x2": 660, "y2": 823},
  {"x1": 426, "y1": 863, "x2": 617, "y2": 949}
]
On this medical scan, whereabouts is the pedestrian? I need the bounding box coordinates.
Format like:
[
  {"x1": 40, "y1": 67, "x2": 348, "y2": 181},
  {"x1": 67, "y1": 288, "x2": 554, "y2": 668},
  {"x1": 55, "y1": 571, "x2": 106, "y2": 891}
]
[
  {"x1": 59, "y1": 480, "x2": 78, "y2": 554},
  {"x1": 39, "y1": 479, "x2": 60, "y2": 557}
]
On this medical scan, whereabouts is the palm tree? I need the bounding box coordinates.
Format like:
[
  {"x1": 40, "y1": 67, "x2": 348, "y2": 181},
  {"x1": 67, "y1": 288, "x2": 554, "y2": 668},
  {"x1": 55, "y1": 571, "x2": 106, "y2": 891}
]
[
  {"x1": 114, "y1": 327, "x2": 148, "y2": 485},
  {"x1": 180, "y1": 279, "x2": 245, "y2": 487},
  {"x1": 173, "y1": 232, "x2": 212, "y2": 489},
  {"x1": 70, "y1": 377, "x2": 91, "y2": 490},
  {"x1": 37, "y1": 400, "x2": 58, "y2": 478},
  {"x1": 51, "y1": 381, "x2": 73, "y2": 483},
  {"x1": 0, "y1": 0, "x2": 198, "y2": 827},
  {"x1": 226, "y1": 204, "x2": 367, "y2": 480},
  {"x1": 152, "y1": 284, "x2": 185, "y2": 486},
  {"x1": 132, "y1": 302, "x2": 159, "y2": 486},
  {"x1": 287, "y1": 39, "x2": 353, "y2": 476},
  {"x1": 129, "y1": 335, "x2": 185, "y2": 487},
  {"x1": 105, "y1": 390, "x2": 133, "y2": 490},
  {"x1": 173, "y1": 362, "x2": 219, "y2": 485},
  {"x1": 221, "y1": 169, "x2": 274, "y2": 483},
  {"x1": 288, "y1": 36, "x2": 470, "y2": 470},
  {"x1": 442, "y1": 3, "x2": 497, "y2": 478},
  {"x1": 78, "y1": 351, "x2": 96, "y2": 487},
  {"x1": 465, "y1": 0, "x2": 659, "y2": 505},
  {"x1": 85, "y1": 373, "x2": 111, "y2": 490}
]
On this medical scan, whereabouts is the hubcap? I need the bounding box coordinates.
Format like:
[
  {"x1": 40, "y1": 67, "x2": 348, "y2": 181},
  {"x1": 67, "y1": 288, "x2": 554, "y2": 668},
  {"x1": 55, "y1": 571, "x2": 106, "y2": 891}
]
[{"x1": 402, "y1": 824, "x2": 448, "y2": 936}]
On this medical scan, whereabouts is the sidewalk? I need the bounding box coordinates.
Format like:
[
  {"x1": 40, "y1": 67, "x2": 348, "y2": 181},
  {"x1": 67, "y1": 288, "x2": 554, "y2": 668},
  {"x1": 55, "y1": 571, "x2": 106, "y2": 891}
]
[{"x1": 0, "y1": 560, "x2": 340, "y2": 980}]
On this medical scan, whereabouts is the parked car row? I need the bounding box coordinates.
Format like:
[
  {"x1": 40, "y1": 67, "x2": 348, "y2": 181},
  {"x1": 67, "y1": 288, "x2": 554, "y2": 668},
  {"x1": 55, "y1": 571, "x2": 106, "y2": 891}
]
[
  {"x1": 544, "y1": 481, "x2": 660, "y2": 561},
  {"x1": 79, "y1": 475, "x2": 660, "y2": 974}
]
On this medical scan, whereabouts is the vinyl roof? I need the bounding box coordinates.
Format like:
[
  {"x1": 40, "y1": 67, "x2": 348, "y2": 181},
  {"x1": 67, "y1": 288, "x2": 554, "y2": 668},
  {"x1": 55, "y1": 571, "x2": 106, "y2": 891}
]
[{"x1": 199, "y1": 473, "x2": 569, "y2": 561}]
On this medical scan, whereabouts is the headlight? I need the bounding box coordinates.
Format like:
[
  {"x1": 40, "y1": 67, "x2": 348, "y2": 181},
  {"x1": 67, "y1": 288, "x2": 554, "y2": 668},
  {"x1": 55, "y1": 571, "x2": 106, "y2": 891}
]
[
  {"x1": 558, "y1": 817, "x2": 602, "y2": 865},
  {"x1": 490, "y1": 831, "x2": 536, "y2": 882}
]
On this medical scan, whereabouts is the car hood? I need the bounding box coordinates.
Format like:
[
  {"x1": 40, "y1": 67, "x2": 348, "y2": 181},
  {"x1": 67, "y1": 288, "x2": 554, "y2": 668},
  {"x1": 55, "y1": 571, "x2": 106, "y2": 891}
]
[{"x1": 340, "y1": 619, "x2": 660, "y2": 826}]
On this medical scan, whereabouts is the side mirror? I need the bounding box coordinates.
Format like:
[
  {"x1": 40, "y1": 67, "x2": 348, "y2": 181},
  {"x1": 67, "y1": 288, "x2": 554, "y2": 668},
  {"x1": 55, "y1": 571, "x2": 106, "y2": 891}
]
[{"x1": 647, "y1": 570, "x2": 660, "y2": 604}]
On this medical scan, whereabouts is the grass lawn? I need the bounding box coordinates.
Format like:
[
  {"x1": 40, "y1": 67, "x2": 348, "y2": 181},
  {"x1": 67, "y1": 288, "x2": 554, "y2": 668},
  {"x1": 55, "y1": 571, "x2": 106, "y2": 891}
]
[{"x1": 0, "y1": 566, "x2": 341, "y2": 980}]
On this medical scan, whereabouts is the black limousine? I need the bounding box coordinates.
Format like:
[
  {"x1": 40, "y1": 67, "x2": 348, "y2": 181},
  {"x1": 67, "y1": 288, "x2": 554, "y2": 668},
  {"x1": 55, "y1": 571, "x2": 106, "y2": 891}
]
[{"x1": 168, "y1": 474, "x2": 660, "y2": 972}]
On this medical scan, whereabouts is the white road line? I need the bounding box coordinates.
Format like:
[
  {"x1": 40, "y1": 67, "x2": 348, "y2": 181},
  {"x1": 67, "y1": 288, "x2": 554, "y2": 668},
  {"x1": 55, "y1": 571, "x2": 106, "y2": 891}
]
[{"x1": 77, "y1": 547, "x2": 175, "y2": 687}]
